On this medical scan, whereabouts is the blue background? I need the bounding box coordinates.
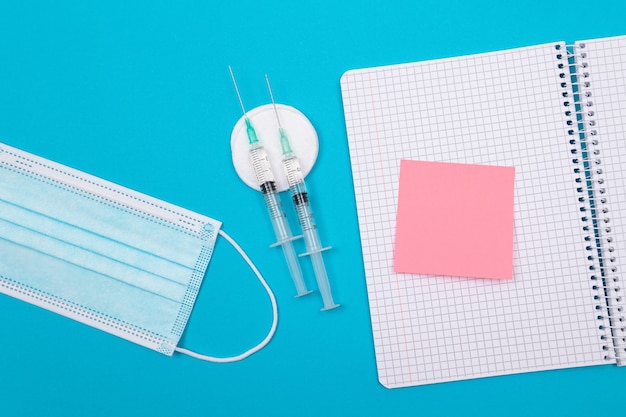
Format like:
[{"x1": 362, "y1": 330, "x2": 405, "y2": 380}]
[{"x1": 0, "y1": 1, "x2": 624, "y2": 416}]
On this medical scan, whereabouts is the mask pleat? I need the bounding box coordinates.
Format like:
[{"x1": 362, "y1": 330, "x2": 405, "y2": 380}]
[
  {"x1": 0, "y1": 167, "x2": 202, "y2": 268},
  {"x1": 0, "y1": 238, "x2": 182, "y2": 333},
  {"x1": 0, "y1": 197, "x2": 194, "y2": 287}
]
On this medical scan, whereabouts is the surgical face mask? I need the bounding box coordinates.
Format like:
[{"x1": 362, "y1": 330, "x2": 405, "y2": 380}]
[{"x1": 0, "y1": 143, "x2": 276, "y2": 362}]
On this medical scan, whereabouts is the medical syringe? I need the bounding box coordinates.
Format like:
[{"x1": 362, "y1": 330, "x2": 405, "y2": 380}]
[
  {"x1": 228, "y1": 67, "x2": 311, "y2": 297},
  {"x1": 265, "y1": 75, "x2": 339, "y2": 311}
]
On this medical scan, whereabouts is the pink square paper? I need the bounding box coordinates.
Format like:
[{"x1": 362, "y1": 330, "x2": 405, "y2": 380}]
[{"x1": 394, "y1": 160, "x2": 515, "y2": 280}]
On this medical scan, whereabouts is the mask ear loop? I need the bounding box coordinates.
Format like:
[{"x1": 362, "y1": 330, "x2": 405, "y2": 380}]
[{"x1": 174, "y1": 229, "x2": 278, "y2": 362}]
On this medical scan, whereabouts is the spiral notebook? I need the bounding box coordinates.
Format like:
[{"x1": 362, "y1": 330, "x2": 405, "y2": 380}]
[{"x1": 340, "y1": 35, "x2": 626, "y2": 388}]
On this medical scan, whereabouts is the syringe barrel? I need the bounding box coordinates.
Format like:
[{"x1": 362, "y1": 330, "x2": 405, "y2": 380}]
[
  {"x1": 261, "y1": 181, "x2": 311, "y2": 297},
  {"x1": 310, "y1": 251, "x2": 339, "y2": 310},
  {"x1": 288, "y1": 177, "x2": 339, "y2": 310},
  {"x1": 291, "y1": 188, "x2": 323, "y2": 252},
  {"x1": 283, "y1": 157, "x2": 317, "y2": 242},
  {"x1": 249, "y1": 144, "x2": 275, "y2": 185},
  {"x1": 249, "y1": 144, "x2": 310, "y2": 297},
  {"x1": 263, "y1": 188, "x2": 290, "y2": 238},
  {"x1": 283, "y1": 154, "x2": 304, "y2": 187},
  {"x1": 279, "y1": 137, "x2": 338, "y2": 309},
  {"x1": 280, "y1": 239, "x2": 310, "y2": 297}
]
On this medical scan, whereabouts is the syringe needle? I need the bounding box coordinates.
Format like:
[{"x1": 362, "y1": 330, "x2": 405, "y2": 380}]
[
  {"x1": 265, "y1": 76, "x2": 339, "y2": 311},
  {"x1": 228, "y1": 67, "x2": 311, "y2": 298},
  {"x1": 229, "y1": 65, "x2": 248, "y2": 116},
  {"x1": 265, "y1": 74, "x2": 293, "y2": 155},
  {"x1": 265, "y1": 74, "x2": 283, "y2": 128}
]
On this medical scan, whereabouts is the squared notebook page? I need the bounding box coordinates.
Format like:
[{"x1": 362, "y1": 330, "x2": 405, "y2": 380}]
[
  {"x1": 576, "y1": 35, "x2": 626, "y2": 362},
  {"x1": 340, "y1": 42, "x2": 607, "y2": 388}
]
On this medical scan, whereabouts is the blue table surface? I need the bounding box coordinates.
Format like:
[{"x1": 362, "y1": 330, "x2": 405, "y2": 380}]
[{"x1": 1, "y1": 2, "x2": 625, "y2": 416}]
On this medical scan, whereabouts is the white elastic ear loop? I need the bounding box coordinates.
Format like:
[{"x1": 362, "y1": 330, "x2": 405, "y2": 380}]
[{"x1": 174, "y1": 229, "x2": 278, "y2": 362}]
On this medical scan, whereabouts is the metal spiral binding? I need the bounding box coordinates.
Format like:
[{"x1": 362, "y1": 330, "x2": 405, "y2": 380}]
[{"x1": 560, "y1": 43, "x2": 626, "y2": 365}]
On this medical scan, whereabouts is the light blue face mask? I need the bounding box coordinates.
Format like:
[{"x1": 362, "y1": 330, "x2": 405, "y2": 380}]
[{"x1": 0, "y1": 143, "x2": 277, "y2": 362}]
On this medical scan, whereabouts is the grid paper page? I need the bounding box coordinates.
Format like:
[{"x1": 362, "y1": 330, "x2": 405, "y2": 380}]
[
  {"x1": 576, "y1": 35, "x2": 626, "y2": 363},
  {"x1": 340, "y1": 43, "x2": 607, "y2": 388}
]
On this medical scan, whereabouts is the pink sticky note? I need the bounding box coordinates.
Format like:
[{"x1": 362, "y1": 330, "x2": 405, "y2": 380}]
[{"x1": 394, "y1": 160, "x2": 515, "y2": 280}]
